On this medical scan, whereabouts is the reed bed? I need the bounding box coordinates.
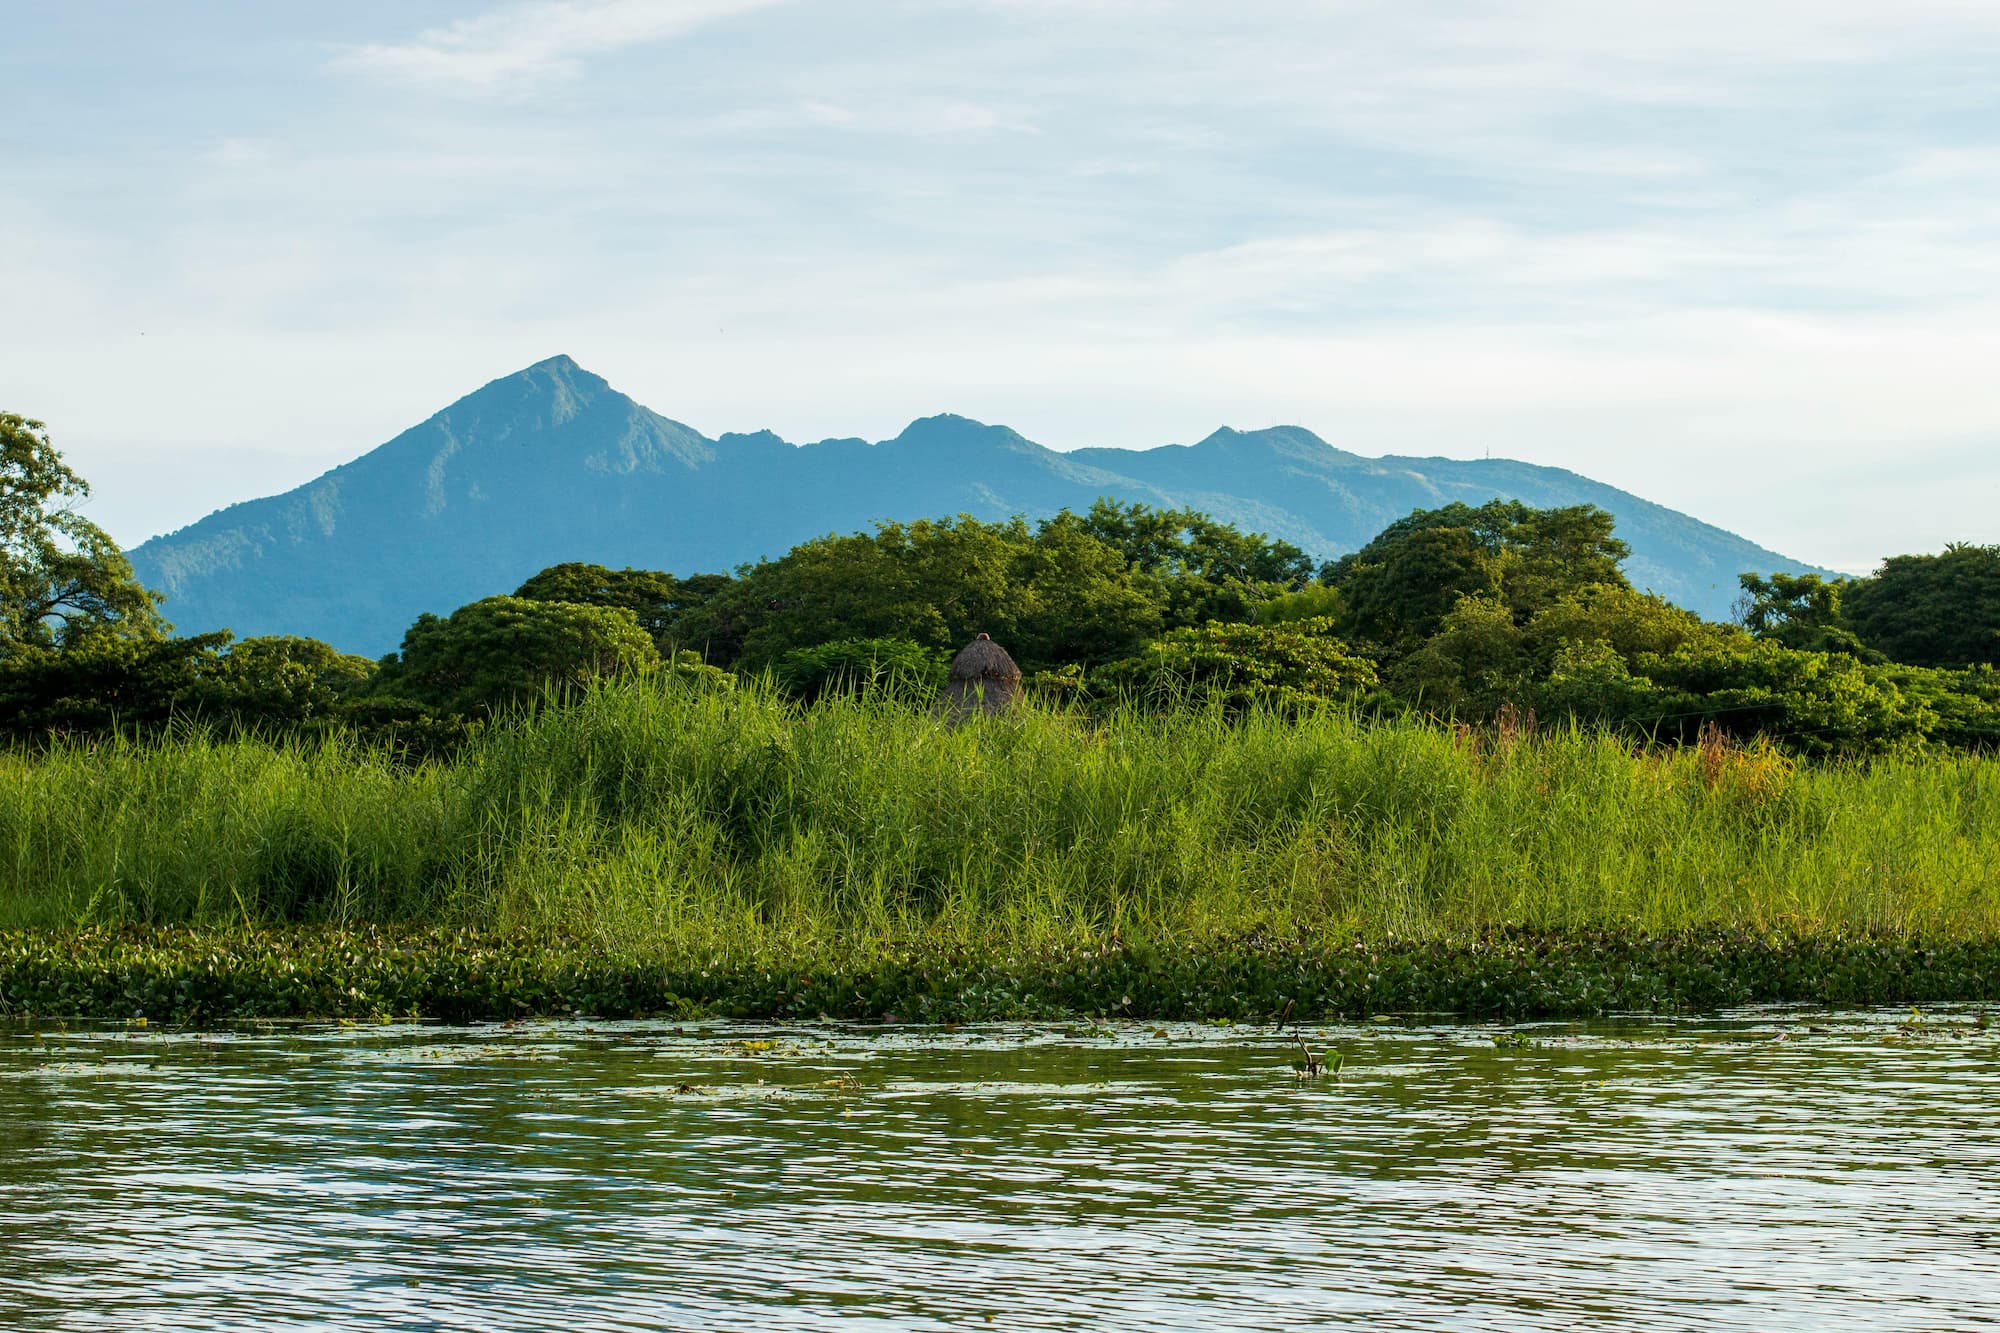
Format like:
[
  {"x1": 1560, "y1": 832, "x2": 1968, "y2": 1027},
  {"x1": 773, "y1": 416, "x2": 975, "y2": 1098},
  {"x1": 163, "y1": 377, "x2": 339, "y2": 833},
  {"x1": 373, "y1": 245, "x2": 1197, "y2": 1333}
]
[{"x1": 3, "y1": 675, "x2": 1996, "y2": 955}]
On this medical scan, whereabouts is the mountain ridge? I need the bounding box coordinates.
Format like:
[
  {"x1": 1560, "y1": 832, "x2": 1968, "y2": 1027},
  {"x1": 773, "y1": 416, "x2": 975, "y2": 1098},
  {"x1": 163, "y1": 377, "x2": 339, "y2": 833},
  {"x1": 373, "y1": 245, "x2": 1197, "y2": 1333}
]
[{"x1": 132, "y1": 356, "x2": 1835, "y2": 654}]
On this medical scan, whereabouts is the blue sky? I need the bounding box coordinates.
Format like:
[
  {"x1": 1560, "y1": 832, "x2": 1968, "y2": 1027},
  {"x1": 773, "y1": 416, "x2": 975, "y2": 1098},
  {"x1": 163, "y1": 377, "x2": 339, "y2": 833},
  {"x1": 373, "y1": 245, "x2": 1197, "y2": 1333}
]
[{"x1": 4, "y1": 1, "x2": 1997, "y2": 570}]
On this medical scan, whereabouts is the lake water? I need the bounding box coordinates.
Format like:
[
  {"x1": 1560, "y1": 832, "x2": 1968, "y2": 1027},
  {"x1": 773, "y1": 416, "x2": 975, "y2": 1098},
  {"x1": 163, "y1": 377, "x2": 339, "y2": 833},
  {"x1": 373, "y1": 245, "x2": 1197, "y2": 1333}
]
[{"x1": 2, "y1": 1009, "x2": 1997, "y2": 1331}]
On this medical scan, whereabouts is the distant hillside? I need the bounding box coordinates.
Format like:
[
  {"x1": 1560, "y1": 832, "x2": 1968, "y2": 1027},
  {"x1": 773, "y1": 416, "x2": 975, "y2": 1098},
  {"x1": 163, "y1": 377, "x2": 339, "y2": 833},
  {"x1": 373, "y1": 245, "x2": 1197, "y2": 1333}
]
[{"x1": 132, "y1": 356, "x2": 1835, "y2": 654}]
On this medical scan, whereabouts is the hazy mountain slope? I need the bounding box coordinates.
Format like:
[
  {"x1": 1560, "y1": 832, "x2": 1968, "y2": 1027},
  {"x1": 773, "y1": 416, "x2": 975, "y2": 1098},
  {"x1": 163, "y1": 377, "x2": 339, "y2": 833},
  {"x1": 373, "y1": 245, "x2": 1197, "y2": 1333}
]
[
  {"x1": 135, "y1": 356, "x2": 722, "y2": 650},
  {"x1": 133, "y1": 357, "x2": 1832, "y2": 654},
  {"x1": 1068, "y1": 428, "x2": 1797, "y2": 615}
]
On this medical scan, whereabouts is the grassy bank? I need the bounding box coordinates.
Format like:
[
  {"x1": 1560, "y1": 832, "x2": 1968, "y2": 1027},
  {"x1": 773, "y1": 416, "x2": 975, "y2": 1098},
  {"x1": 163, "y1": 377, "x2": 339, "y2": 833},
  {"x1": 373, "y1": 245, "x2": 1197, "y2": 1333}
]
[{"x1": 2, "y1": 675, "x2": 1996, "y2": 1017}]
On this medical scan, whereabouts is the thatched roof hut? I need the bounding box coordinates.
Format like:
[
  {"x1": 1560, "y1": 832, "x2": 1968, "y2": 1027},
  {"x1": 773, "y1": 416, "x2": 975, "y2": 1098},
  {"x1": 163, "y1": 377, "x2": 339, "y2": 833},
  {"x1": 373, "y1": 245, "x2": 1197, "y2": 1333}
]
[{"x1": 939, "y1": 633, "x2": 1022, "y2": 721}]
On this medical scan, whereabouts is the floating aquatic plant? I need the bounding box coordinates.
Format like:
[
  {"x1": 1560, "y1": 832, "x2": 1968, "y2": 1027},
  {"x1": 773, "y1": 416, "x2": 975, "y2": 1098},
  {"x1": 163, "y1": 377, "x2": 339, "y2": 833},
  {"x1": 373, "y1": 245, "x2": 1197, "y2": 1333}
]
[{"x1": 1290, "y1": 1035, "x2": 1344, "y2": 1078}]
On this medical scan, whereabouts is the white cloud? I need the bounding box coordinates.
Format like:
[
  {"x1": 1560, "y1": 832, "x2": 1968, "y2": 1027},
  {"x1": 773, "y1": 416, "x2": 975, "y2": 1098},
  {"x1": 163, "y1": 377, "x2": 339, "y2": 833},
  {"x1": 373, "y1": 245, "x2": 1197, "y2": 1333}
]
[
  {"x1": 337, "y1": 0, "x2": 786, "y2": 91},
  {"x1": 208, "y1": 137, "x2": 277, "y2": 168},
  {"x1": 717, "y1": 98, "x2": 1038, "y2": 136},
  {"x1": 12, "y1": 0, "x2": 2000, "y2": 565}
]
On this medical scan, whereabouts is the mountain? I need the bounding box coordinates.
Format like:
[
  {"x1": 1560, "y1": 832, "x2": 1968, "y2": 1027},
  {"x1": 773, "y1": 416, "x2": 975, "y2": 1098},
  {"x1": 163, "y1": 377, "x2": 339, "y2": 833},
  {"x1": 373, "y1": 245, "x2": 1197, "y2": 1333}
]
[{"x1": 132, "y1": 356, "x2": 1834, "y2": 655}]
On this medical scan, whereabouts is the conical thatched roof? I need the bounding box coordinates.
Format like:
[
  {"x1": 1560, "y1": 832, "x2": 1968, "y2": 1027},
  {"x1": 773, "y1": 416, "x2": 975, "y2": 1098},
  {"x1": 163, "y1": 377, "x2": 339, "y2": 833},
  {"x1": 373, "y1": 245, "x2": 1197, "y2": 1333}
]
[{"x1": 947, "y1": 633, "x2": 1021, "y2": 682}]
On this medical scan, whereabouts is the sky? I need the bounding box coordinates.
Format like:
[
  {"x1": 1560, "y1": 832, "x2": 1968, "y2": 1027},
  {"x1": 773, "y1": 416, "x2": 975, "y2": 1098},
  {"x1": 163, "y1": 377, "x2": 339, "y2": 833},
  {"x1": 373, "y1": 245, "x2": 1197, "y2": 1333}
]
[{"x1": 4, "y1": 1, "x2": 1998, "y2": 572}]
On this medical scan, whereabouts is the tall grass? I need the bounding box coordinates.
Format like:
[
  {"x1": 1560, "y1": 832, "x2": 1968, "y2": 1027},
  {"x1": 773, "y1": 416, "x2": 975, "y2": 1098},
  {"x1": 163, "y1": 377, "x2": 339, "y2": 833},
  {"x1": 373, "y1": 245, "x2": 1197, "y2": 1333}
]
[{"x1": 3, "y1": 676, "x2": 1996, "y2": 950}]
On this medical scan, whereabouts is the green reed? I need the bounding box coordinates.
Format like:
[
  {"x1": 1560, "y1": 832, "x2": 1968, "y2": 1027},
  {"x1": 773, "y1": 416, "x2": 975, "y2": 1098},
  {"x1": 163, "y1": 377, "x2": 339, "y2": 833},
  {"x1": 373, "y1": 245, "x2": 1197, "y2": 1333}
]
[{"x1": 2, "y1": 674, "x2": 1996, "y2": 951}]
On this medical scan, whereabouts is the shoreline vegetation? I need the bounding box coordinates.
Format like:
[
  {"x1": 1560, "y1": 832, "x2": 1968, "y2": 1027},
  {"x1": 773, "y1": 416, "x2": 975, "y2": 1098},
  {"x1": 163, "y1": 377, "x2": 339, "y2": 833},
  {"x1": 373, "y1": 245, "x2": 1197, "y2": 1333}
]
[
  {"x1": 6, "y1": 413, "x2": 1998, "y2": 1022},
  {"x1": 4, "y1": 676, "x2": 1996, "y2": 1021},
  {"x1": 6, "y1": 926, "x2": 2000, "y2": 1025}
]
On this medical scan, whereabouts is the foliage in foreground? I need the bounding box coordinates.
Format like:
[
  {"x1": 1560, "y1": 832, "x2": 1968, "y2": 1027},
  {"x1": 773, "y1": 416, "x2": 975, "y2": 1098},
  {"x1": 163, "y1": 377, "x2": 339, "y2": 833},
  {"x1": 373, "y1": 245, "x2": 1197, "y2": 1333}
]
[
  {"x1": 6, "y1": 925, "x2": 1999, "y2": 1023},
  {"x1": 1, "y1": 676, "x2": 1995, "y2": 949}
]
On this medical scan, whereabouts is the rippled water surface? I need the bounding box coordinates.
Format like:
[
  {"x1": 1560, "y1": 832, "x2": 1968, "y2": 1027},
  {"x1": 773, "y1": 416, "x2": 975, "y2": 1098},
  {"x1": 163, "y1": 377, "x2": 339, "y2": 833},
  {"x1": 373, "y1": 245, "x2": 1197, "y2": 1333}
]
[{"x1": 3, "y1": 1009, "x2": 1998, "y2": 1331}]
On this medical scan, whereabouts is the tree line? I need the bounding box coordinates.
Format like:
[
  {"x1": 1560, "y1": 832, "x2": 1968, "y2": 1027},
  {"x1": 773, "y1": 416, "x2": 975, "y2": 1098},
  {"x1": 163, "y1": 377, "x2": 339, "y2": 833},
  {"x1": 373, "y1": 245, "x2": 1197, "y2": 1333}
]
[{"x1": 4, "y1": 410, "x2": 1997, "y2": 755}]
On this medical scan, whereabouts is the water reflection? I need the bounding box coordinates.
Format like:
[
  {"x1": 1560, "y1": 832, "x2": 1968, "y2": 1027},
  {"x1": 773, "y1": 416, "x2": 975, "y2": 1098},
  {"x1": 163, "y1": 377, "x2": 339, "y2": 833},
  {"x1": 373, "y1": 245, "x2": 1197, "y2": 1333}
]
[{"x1": 3, "y1": 1011, "x2": 1997, "y2": 1331}]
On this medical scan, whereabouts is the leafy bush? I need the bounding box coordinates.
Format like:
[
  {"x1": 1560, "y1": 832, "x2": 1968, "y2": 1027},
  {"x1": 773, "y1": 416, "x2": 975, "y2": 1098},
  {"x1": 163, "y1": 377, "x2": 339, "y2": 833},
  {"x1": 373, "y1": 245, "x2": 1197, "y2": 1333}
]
[
  {"x1": 1254, "y1": 583, "x2": 1347, "y2": 627},
  {"x1": 772, "y1": 637, "x2": 944, "y2": 702},
  {"x1": 0, "y1": 632, "x2": 375, "y2": 739},
  {"x1": 371, "y1": 596, "x2": 659, "y2": 716},
  {"x1": 1843, "y1": 544, "x2": 2000, "y2": 669},
  {"x1": 1093, "y1": 618, "x2": 1378, "y2": 712},
  {"x1": 514, "y1": 562, "x2": 732, "y2": 650},
  {"x1": 1325, "y1": 500, "x2": 1630, "y2": 647}
]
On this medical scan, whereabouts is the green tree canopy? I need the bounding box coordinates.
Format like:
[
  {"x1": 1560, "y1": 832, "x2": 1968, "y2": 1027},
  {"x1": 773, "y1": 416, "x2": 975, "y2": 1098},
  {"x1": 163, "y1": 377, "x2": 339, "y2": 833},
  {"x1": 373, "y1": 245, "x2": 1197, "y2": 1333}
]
[
  {"x1": 373, "y1": 596, "x2": 660, "y2": 716},
  {"x1": 0, "y1": 413, "x2": 166, "y2": 652},
  {"x1": 1386, "y1": 594, "x2": 1527, "y2": 715},
  {"x1": 1253, "y1": 582, "x2": 1347, "y2": 627},
  {"x1": 1325, "y1": 500, "x2": 1631, "y2": 647},
  {"x1": 0, "y1": 634, "x2": 228, "y2": 735},
  {"x1": 1076, "y1": 500, "x2": 1315, "y2": 630},
  {"x1": 1526, "y1": 583, "x2": 1720, "y2": 666},
  {"x1": 195, "y1": 635, "x2": 377, "y2": 722},
  {"x1": 1627, "y1": 638, "x2": 1932, "y2": 755},
  {"x1": 1842, "y1": 544, "x2": 2000, "y2": 669},
  {"x1": 1092, "y1": 618, "x2": 1378, "y2": 713},
  {"x1": 1076, "y1": 500, "x2": 1314, "y2": 586},
  {"x1": 1500, "y1": 503, "x2": 1633, "y2": 616},
  {"x1": 674, "y1": 513, "x2": 1165, "y2": 671},
  {"x1": 1390, "y1": 584, "x2": 1726, "y2": 723},
  {"x1": 513, "y1": 563, "x2": 731, "y2": 649},
  {"x1": 0, "y1": 632, "x2": 373, "y2": 738},
  {"x1": 1734, "y1": 571, "x2": 1877, "y2": 657},
  {"x1": 1338, "y1": 524, "x2": 1500, "y2": 648},
  {"x1": 1376, "y1": 572, "x2": 2000, "y2": 756}
]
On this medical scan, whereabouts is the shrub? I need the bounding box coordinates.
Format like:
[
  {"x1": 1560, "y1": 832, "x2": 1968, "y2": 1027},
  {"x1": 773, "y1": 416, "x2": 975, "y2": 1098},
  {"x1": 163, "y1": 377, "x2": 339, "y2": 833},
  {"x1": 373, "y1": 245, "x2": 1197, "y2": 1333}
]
[
  {"x1": 1092, "y1": 618, "x2": 1377, "y2": 712},
  {"x1": 372, "y1": 596, "x2": 659, "y2": 716},
  {"x1": 771, "y1": 637, "x2": 944, "y2": 702}
]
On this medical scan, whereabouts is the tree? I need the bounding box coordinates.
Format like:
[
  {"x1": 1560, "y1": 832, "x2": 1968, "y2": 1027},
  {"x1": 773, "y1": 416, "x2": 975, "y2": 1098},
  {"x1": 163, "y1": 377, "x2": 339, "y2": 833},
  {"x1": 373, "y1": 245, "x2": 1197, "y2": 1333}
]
[
  {"x1": 0, "y1": 632, "x2": 373, "y2": 737},
  {"x1": 1254, "y1": 583, "x2": 1347, "y2": 627},
  {"x1": 1518, "y1": 587, "x2": 1729, "y2": 731},
  {"x1": 1630, "y1": 638, "x2": 1931, "y2": 755},
  {"x1": 1387, "y1": 584, "x2": 1724, "y2": 726},
  {"x1": 193, "y1": 636, "x2": 377, "y2": 722},
  {"x1": 513, "y1": 563, "x2": 731, "y2": 650},
  {"x1": 0, "y1": 413, "x2": 166, "y2": 651},
  {"x1": 677, "y1": 513, "x2": 1166, "y2": 672},
  {"x1": 1323, "y1": 500, "x2": 1631, "y2": 648},
  {"x1": 1842, "y1": 544, "x2": 2000, "y2": 669},
  {"x1": 373, "y1": 596, "x2": 659, "y2": 716},
  {"x1": 1077, "y1": 500, "x2": 1313, "y2": 630},
  {"x1": 1092, "y1": 618, "x2": 1377, "y2": 713},
  {"x1": 0, "y1": 634, "x2": 229, "y2": 735},
  {"x1": 1338, "y1": 524, "x2": 1500, "y2": 647},
  {"x1": 1078, "y1": 500, "x2": 1314, "y2": 587},
  {"x1": 1525, "y1": 584, "x2": 1719, "y2": 666},
  {"x1": 1734, "y1": 571, "x2": 1875, "y2": 657},
  {"x1": 685, "y1": 517, "x2": 1029, "y2": 667},
  {"x1": 1891, "y1": 663, "x2": 2000, "y2": 751},
  {"x1": 1497, "y1": 503, "x2": 1631, "y2": 618},
  {"x1": 1013, "y1": 514, "x2": 1168, "y2": 663},
  {"x1": 1387, "y1": 594, "x2": 1526, "y2": 715}
]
